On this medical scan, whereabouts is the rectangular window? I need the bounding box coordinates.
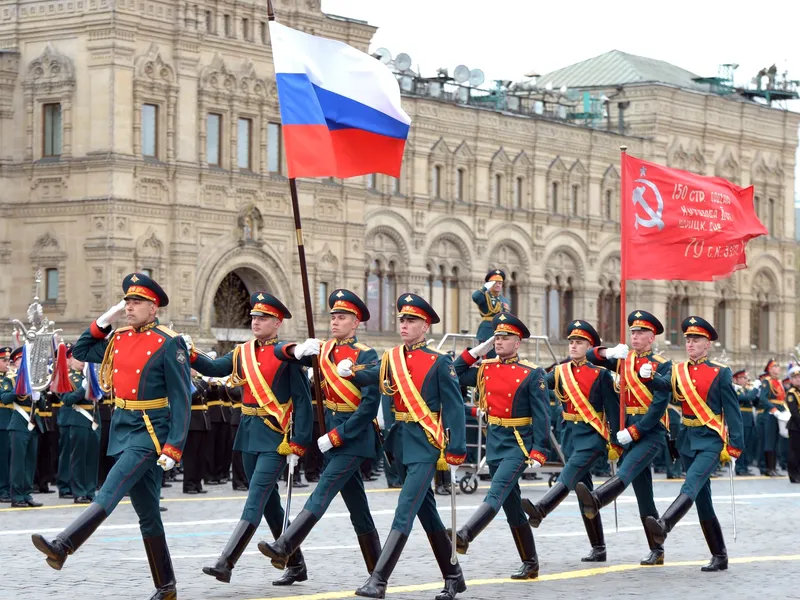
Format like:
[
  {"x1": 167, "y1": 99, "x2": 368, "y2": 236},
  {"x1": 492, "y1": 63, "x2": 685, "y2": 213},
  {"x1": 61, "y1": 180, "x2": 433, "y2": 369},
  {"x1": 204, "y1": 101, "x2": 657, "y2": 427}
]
[
  {"x1": 207, "y1": 113, "x2": 222, "y2": 166},
  {"x1": 514, "y1": 177, "x2": 523, "y2": 208},
  {"x1": 551, "y1": 181, "x2": 559, "y2": 212},
  {"x1": 768, "y1": 198, "x2": 776, "y2": 237},
  {"x1": 571, "y1": 184, "x2": 580, "y2": 213},
  {"x1": 494, "y1": 174, "x2": 503, "y2": 205},
  {"x1": 224, "y1": 14, "x2": 231, "y2": 36},
  {"x1": 318, "y1": 281, "x2": 328, "y2": 314},
  {"x1": 237, "y1": 118, "x2": 252, "y2": 170},
  {"x1": 456, "y1": 168, "x2": 464, "y2": 201},
  {"x1": 392, "y1": 176, "x2": 400, "y2": 194},
  {"x1": 141, "y1": 103, "x2": 158, "y2": 158},
  {"x1": 433, "y1": 165, "x2": 442, "y2": 199},
  {"x1": 205, "y1": 10, "x2": 213, "y2": 32},
  {"x1": 242, "y1": 18, "x2": 250, "y2": 40},
  {"x1": 43, "y1": 103, "x2": 62, "y2": 157},
  {"x1": 367, "y1": 173, "x2": 376, "y2": 189},
  {"x1": 267, "y1": 122, "x2": 281, "y2": 173},
  {"x1": 141, "y1": 268, "x2": 153, "y2": 279},
  {"x1": 260, "y1": 21, "x2": 267, "y2": 44},
  {"x1": 45, "y1": 268, "x2": 59, "y2": 301}
]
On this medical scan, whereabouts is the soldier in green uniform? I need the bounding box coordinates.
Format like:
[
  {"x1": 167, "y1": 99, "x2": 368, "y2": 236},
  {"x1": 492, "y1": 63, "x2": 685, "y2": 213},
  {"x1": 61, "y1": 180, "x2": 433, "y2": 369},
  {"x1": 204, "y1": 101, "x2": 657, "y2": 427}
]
[
  {"x1": 472, "y1": 269, "x2": 511, "y2": 359},
  {"x1": 58, "y1": 349, "x2": 102, "y2": 503},
  {"x1": 576, "y1": 310, "x2": 672, "y2": 566},
  {"x1": 5, "y1": 346, "x2": 45, "y2": 508},
  {"x1": 452, "y1": 312, "x2": 550, "y2": 579},
  {"x1": 189, "y1": 292, "x2": 312, "y2": 587},
  {"x1": 758, "y1": 359, "x2": 788, "y2": 476},
  {"x1": 356, "y1": 293, "x2": 467, "y2": 600},
  {"x1": 520, "y1": 320, "x2": 620, "y2": 562},
  {"x1": 786, "y1": 366, "x2": 800, "y2": 483},
  {"x1": 54, "y1": 344, "x2": 75, "y2": 499},
  {"x1": 259, "y1": 289, "x2": 383, "y2": 576},
  {"x1": 645, "y1": 316, "x2": 744, "y2": 572},
  {"x1": 0, "y1": 346, "x2": 13, "y2": 502},
  {"x1": 32, "y1": 273, "x2": 191, "y2": 600},
  {"x1": 732, "y1": 369, "x2": 759, "y2": 476}
]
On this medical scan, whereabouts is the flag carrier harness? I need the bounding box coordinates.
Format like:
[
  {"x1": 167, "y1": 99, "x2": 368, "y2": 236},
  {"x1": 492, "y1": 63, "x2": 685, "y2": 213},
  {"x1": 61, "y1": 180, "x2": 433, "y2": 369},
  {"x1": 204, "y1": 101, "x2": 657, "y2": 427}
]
[{"x1": 434, "y1": 333, "x2": 563, "y2": 494}]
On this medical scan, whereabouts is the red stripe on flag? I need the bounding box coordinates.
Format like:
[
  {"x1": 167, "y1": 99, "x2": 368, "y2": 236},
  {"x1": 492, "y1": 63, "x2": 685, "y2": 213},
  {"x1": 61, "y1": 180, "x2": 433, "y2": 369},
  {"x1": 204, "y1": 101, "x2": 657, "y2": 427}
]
[{"x1": 284, "y1": 125, "x2": 406, "y2": 179}]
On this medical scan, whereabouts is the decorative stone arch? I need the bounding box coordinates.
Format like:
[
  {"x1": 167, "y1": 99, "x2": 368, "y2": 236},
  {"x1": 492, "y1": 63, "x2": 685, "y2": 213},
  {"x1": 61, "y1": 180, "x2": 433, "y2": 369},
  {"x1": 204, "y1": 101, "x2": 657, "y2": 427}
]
[
  {"x1": 750, "y1": 266, "x2": 781, "y2": 352},
  {"x1": 546, "y1": 156, "x2": 569, "y2": 213},
  {"x1": 485, "y1": 222, "x2": 535, "y2": 258},
  {"x1": 542, "y1": 229, "x2": 590, "y2": 266},
  {"x1": 568, "y1": 159, "x2": 589, "y2": 216},
  {"x1": 597, "y1": 253, "x2": 621, "y2": 291},
  {"x1": 428, "y1": 137, "x2": 451, "y2": 200},
  {"x1": 196, "y1": 242, "x2": 292, "y2": 332},
  {"x1": 489, "y1": 239, "x2": 531, "y2": 319},
  {"x1": 601, "y1": 165, "x2": 621, "y2": 220},
  {"x1": 543, "y1": 245, "x2": 585, "y2": 288},
  {"x1": 715, "y1": 147, "x2": 740, "y2": 184},
  {"x1": 452, "y1": 141, "x2": 474, "y2": 202},
  {"x1": 135, "y1": 227, "x2": 165, "y2": 279},
  {"x1": 426, "y1": 232, "x2": 471, "y2": 274},
  {"x1": 667, "y1": 139, "x2": 689, "y2": 170},
  {"x1": 688, "y1": 143, "x2": 706, "y2": 175},
  {"x1": 364, "y1": 224, "x2": 410, "y2": 273},
  {"x1": 364, "y1": 208, "x2": 415, "y2": 243},
  {"x1": 425, "y1": 217, "x2": 475, "y2": 267},
  {"x1": 23, "y1": 43, "x2": 76, "y2": 161},
  {"x1": 237, "y1": 203, "x2": 264, "y2": 244},
  {"x1": 30, "y1": 230, "x2": 67, "y2": 308},
  {"x1": 132, "y1": 43, "x2": 178, "y2": 161}
]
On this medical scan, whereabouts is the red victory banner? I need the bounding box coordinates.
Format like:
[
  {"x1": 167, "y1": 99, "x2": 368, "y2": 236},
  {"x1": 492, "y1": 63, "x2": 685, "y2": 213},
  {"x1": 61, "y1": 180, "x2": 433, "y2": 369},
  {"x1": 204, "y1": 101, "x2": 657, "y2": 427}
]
[{"x1": 621, "y1": 152, "x2": 767, "y2": 282}]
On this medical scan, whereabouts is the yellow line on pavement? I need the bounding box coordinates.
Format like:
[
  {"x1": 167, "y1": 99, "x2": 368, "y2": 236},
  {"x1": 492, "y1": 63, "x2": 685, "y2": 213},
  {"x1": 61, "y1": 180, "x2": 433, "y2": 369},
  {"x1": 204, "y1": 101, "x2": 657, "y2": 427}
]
[
  {"x1": 250, "y1": 554, "x2": 800, "y2": 600},
  {"x1": 0, "y1": 475, "x2": 784, "y2": 512}
]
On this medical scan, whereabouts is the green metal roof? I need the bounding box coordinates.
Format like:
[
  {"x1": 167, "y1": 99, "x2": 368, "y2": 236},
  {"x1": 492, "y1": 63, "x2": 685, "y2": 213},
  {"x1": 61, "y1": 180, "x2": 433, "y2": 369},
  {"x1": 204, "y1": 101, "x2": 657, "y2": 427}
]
[{"x1": 537, "y1": 50, "x2": 709, "y2": 92}]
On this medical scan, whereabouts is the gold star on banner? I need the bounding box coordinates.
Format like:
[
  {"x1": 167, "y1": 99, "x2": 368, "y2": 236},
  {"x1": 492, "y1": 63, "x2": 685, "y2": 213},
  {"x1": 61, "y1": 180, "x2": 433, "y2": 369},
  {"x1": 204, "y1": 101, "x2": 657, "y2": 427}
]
[
  {"x1": 574, "y1": 321, "x2": 582, "y2": 327},
  {"x1": 405, "y1": 295, "x2": 414, "y2": 302},
  {"x1": 257, "y1": 293, "x2": 265, "y2": 301},
  {"x1": 336, "y1": 291, "x2": 344, "y2": 298},
  {"x1": 131, "y1": 274, "x2": 140, "y2": 283},
  {"x1": 689, "y1": 317, "x2": 697, "y2": 324},
  {"x1": 499, "y1": 314, "x2": 507, "y2": 321},
  {"x1": 634, "y1": 311, "x2": 642, "y2": 318}
]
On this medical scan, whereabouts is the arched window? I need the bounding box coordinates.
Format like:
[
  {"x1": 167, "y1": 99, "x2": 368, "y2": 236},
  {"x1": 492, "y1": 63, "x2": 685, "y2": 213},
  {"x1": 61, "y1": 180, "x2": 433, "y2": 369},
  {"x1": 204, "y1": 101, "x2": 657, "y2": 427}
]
[
  {"x1": 543, "y1": 275, "x2": 573, "y2": 339},
  {"x1": 427, "y1": 263, "x2": 463, "y2": 335},
  {"x1": 767, "y1": 197, "x2": 776, "y2": 237},
  {"x1": 494, "y1": 173, "x2": 504, "y2": 206},
  {"x1": 604, "y1": 189, "x2": 613, "y2": 220},
  {"x1": 666, "y1": 292, "x2": 690, "y2": 344},
  {"x1": 570, "y1": 184, "x2": 580, "y2": 214},
  {"x1": 509, "y1": 271, "x2": 520, "y2": 314},
  {"x1": 432, "y1": 165, "x2": 443, "y2": 199},
  {"x1": 597, "y1": 281, "x2": 621, "y2": 342},
  {"x1": 713, "y1": 299, "x2": 728, "y2": 348},
  {"x1": 514, "y1": 177, "x2": 524, "y2": 209},
  {"x1": 364, "y1": 260, "x2": 396, "y2": 332},
  {"x1": 456, "y1": 168, "x2": 465, "y2": 202},
  {"x1": 551, "y1": 181, "x2": 560, "y2": 213}
]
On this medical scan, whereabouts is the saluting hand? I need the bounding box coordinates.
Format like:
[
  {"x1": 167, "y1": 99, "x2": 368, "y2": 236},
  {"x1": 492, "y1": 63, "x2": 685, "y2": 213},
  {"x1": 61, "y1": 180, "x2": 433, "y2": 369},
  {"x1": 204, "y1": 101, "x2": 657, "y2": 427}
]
[
  {"x1": 96, "y1": 300, "x2": 127, "y2": 328},
  {"x1": 469, "y1": 336, "x2": 495, "y2": 359}
]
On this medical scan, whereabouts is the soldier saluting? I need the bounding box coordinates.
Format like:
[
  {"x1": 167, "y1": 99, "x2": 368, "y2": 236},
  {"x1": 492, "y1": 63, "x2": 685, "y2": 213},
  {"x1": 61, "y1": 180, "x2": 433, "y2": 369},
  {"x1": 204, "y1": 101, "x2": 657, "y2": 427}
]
[
  {"x1": 189, "y1": 292, "x2": 313, "y2": 587},
  {"x1": 575, "y1": 310, "x2": 672, "y2": 566},
  {"x1": 471, "y1": 269, "x2": 510, "y2": 359},
  {"x1": 356, "y1": 293, "x2": 467, "y2": 600},
  {"x1": 32, "y1": 273, "x2": 191, "y2": 600},
  {"x1": 259, "y1": 289, "x2": 382, "y2": 577},
  {"x1": 644, "y1": 316, "x2": 744, "y2": 572},
  {"x1": 452, "y1": 312, "x2": 550, "y2": 580},
  {"x1": 521, "y1": 320, "x2": 621, "y2": 562}
]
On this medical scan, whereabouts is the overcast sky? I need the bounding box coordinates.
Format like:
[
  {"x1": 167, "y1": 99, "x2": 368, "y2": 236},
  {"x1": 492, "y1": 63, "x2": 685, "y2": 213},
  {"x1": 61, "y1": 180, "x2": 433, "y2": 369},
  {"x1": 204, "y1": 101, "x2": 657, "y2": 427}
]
[{"x1": 323, "y1": 0, "x2": 800, "y2": 201}]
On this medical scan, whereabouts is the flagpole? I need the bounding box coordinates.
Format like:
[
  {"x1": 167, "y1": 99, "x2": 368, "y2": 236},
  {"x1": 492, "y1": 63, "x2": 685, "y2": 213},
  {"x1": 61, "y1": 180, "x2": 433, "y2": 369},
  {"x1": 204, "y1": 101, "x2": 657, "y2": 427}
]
[
  {"x1": 619, "y1": 145, "x2": 628, "y2": 433},
  {"x1": 268, "y1": 0, "x2": 327, "y2": 434}
]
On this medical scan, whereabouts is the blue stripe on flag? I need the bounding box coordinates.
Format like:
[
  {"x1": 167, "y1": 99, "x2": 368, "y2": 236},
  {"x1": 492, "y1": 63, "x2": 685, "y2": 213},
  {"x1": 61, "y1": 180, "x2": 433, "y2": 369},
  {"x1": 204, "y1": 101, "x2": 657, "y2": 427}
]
[{"x1": 276, "y1": 73, "x2": 410, "y2": 139}]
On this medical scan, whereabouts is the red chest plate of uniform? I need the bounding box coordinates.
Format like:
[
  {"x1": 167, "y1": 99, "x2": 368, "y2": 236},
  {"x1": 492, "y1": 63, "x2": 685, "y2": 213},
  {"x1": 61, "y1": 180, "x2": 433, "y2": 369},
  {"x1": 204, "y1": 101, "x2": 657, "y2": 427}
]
[
  {"x1": 681, "y1": 363, "x2": 720, "y2": 417},
  {"x1": 770, "y1": 379, "x2": 786, "y2": 402},
  {"x1": 563, "y1": 363, "x2": 600, "y2": 415},
  {"x1": 624, "y1": 355, "x2": 658, "y2": 407},
  {"x1": 325, "y1": 345, "x2": 359, "y2": 402},
  {"x1": 393, "y1": 349, "x2": 437, "y2": 412},
  {"x1": 242, "y1": 345, "x2": 282, "y2": 406},
  {"x1": 484, "y1": 362, "x2": 533, "y2": 417},
  {"x1": 112, "y1": 327, "x2": 166, "y2": 399}
]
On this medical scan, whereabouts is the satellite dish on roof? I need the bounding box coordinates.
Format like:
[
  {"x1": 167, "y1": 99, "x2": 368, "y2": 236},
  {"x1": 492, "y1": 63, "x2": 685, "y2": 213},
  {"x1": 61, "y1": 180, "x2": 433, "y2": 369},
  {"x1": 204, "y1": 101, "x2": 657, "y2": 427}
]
[
  {"x1": 374, "y1": 48, "x2": 392, "y2": 65},
  {"x1": 395, "y1": 53, "x2": 412, "y2": 72},
  {"x1": 560, "y1": 85, "x2": 568, "y2": 94},
  {"x1": 454, "y1": 65, "x2": 470, "y2": 84},
  {"x1": 469, "y1": 69, "x2": 485, "y2": 87},
  {"x1": 545, "y1": 81, "x2": 553, "y2": 91}
]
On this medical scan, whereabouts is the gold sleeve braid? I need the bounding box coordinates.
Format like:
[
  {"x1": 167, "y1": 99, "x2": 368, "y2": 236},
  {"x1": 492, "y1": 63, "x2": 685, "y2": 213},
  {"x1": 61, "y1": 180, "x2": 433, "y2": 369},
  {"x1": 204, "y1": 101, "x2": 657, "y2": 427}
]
[
  {"x1": 99, "y1": 336, "x2": 116, "y2": 393},
  {"x1": 475, "y1": 362, "x2": 488, "y2": 413},
  {"x1": 379, "y1": 351, "x2": 397, "y2": 396},
  {"x1": 227, "y1": 345, "x2": 247, "y2": 387}
]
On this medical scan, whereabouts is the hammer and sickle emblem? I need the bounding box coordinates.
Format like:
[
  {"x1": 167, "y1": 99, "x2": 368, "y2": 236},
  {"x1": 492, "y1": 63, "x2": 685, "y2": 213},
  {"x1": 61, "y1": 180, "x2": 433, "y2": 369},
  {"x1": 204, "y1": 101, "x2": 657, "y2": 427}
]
[{"x1": 632, "y1": 179, "x2": 665, "y2": 231}]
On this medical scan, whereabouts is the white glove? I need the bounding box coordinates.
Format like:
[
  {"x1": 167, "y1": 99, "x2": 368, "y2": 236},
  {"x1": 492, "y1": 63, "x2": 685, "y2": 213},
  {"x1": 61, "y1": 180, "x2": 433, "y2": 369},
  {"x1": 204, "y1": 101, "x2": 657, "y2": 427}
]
[
  {"x1": 307, "y1": 368, "x2": 314, "y2": 383},
  {"x1": 752, "y1": 379, "x2": 762, "y2": 390},
  {"x1": 639, "y1": 363, "x2": 653, "y2": 378},
  {"x1": 157, "y1": 454, "x2": 176, "y2": 471},
  {"x1": 337, "y1": 359, "x2": 354, "y2": 377},
  {"x1": 286, "y1": 453, "x2": 299, "y2": 471},
  {"x1": 469, "y1": 336, "x2": 495, "y2": 359},
  {"x1": 775, "y1": 410, "x2": 791, "y2": 422},
  {"x1": 606, "y1": 343, "x2": 629, "y2": 360},
  {"x1": 31, "y1": 391, "x2": 41, "y2": 402},
  {"x1": 97, "y1": 300, "x2": 127, "y2": 328},
  {"x1": 317, "y1": 433, "x2": 334, "y2": 453},
  {"x1": 733, "y1": 383, "x2": 743, "y2": 393},
  {"x1": 483, "y1": 281, "x2": 495, "y2": 291},
  {"x1": 616, "y1": 429, "x2": 633, "y2": 445},
  {"x1": 294, "y1": 338, "x2": 321, "y2": 359},
  {"x1": 528, "y1": 459, "x2": 542, "y2": 469},
  {"x1": 181, "y1": 334, "x2": 193, "y2": 350}
]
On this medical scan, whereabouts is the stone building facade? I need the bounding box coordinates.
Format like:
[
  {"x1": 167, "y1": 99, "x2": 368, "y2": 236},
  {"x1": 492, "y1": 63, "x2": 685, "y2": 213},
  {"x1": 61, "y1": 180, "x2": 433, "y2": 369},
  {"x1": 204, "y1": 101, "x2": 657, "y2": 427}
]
[{"x1": 0, "y1": 0, "x2": 797, "y2": 369}]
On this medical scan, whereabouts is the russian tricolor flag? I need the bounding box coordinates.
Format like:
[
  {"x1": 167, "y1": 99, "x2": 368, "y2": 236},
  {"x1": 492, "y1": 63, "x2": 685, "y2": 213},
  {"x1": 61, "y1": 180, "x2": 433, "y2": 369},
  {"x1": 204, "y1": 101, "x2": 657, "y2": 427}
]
[{"x1": 269, "y1": 22, "x2": 411, "y2": 179}]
